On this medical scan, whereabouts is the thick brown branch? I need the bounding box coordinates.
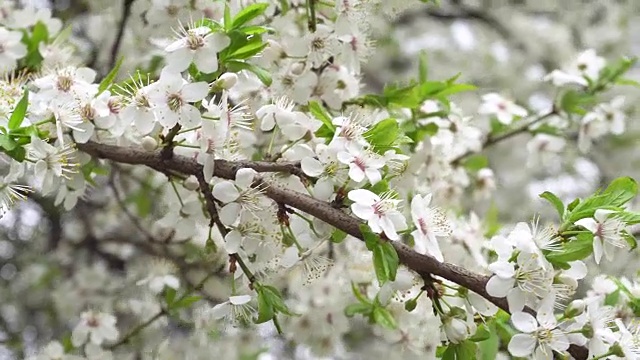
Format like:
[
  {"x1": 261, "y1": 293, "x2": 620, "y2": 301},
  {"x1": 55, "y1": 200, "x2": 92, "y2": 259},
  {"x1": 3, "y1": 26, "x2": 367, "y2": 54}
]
[{"x1": 76, "y1": 140, "x2": 587, "y2": 359}]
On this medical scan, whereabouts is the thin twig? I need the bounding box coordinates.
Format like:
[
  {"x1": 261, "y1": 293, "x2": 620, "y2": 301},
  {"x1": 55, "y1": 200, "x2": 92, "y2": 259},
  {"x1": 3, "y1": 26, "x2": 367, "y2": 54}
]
[
  {"x1": 109, "y1": 0, "x2": 134, "y2": 69},
  {"x1": 451, "y1": 109, "x2": 558, "y2": 165}
]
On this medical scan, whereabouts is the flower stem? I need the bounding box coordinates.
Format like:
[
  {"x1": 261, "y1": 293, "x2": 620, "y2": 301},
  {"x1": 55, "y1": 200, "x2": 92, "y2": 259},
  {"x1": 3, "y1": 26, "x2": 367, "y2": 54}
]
[{"x1": 306, "y1": 0, "x2": 317, "y2": 32}]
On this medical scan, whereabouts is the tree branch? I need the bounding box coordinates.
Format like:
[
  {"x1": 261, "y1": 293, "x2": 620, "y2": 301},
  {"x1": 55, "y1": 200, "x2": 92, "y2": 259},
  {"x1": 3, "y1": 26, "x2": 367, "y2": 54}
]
[{"x1": 76, "y1": 140, "x2": 587, "y2": 359}]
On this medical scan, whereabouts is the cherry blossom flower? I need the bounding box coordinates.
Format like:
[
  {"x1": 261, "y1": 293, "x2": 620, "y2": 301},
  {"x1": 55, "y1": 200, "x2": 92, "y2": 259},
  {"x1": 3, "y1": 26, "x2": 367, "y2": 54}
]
[
  {"x1": 486, "y1": 250, "x2": 554, "y2": 312},
  {"x1": 28, "y1": 137, "x2": 78, "y2": 194},
  {"x1": 71, "y1": 311, "x2": 119, "y2": 347},
  {"x1": 544, "y1": 49, "x2": 606, "y2": 87},
  {"x1": 410, "y1": 193, "x2": 452, "y2": 261},
  {"x1": 478, "y1": 93, "x2": 528, "y2": 125},
  {"x1": 508, "y1": 295, "x2": 569, "y2": 359},
  {"x1": 337, "y1": 143, "x2": 385, "y2": 184},
  {"x1": 0, "y1": 27, "x2": 27, "y2": 72},
  {"x1": 256, "y1": 97, "x2": 320, "y2": 141},
  {"x1": 575, "y1": 209, "x2": 628, "y2": 264},
  {"x1": 211, "y1": 168, "x2": 265, "y2": 226},
  {"x1": 348, "y1": 189, "x2": 407, "y2": 240},
  {"x1": 148, "y1": 68, "x2": 209, "y2": 128},
  {"x1": 210, "y1": 295, "x2": 255, "y2": 325},
  {"x1": 164, "y1": 24, "x2": 230, "y2": 73}
]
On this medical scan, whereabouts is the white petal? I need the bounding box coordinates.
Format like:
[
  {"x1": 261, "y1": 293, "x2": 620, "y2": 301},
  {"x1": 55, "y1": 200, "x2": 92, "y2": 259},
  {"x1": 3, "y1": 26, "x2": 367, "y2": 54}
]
[
  {"x1": 229, "y1": 294, "x2": 251, "y2": 305},
  {"x1": 592, "y1": 237, "x2": 603, "y2": 264},
  {"x1": 301, "y1": 157, "x2": 324, "y2": 177},
  {"x1": 347, "y1": 189, "x2": 378, "y2": 205},
  {"x1": 219, "y1": 202, "x2": 241, "y2": 226},
  {"x1": 508, "y1": 333, "x2": 537, "y2": 357},
  {"x1": 182, "y1": 82, "x2": 209, "y2": 102},
  {"x1": 280, "y1": 247, "x2": 300, "y2": 268},
  {"x1": 511, "y1": 312, "x2": 538, "y2": 333},
  {"x1": 211, "y1": 181, "x2": 239, "y2": 203},
  {"x1": 489, "y1": 261, "x2": 515, "y2": 278},
  {"x1": 224, "y1": 230, "x2": 242, "y2": 254},
  {"x1": 507, "y1": 288, "x2": 527, "y2": 313},
  {"x1": 575, "y1": 218, "x2": 598, "y2": 233},
  {"x1": 485, "y1": 275, "x2": 514, "y2": 298},
  {"x1": 235, "y1": 168, "x2": 256, "y2": 189},
  {"x1": 351, "y1": 203, "x2": 374, "y2": 220}
]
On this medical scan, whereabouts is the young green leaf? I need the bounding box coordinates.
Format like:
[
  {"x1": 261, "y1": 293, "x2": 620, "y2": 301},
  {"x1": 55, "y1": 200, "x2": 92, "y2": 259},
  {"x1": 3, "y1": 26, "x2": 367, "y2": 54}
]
[
  {"x1": 231, "y1": 3, "x2": 269, "y2": 29},
  {"x1": 372, "y1": 307, "x2": 397, "y2": 329},
  {"x1": 98, "y1": 57, "x2": 124, "y2": 95},
  {"x1": 539, "y1": 191, "x2": 565, "y2": 219},
  {"x1": 225, "y1": 60, "x2": 272, "y2": 86},
  {"x1": 546, "y1": 232, "x2": 594, "y2": 263}
]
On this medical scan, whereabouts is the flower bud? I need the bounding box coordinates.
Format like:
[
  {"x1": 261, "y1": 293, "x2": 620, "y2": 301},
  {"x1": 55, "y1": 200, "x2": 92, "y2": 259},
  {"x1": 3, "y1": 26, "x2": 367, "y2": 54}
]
[
  {"x1": 443, "y1": 316, "x2": 469, "y2": 344},
  {"x1": 290, "y1": 61, "x2": 305, "y2": 75},
  {"x1": 404, "y1": 298, "x2": 417, "y2": 312},
  {"x1": 184, "y1": 175, "x2": 199, "y2": 191},
  {"x1": 216, "y1": 73, "x2": 238, "y2": 90},
  {"x1": 141, "y1": 136, "x2": 157, "y2": 151},
  {"x1": 564, "y1": 299, "x2": 586, "y2": 318}
]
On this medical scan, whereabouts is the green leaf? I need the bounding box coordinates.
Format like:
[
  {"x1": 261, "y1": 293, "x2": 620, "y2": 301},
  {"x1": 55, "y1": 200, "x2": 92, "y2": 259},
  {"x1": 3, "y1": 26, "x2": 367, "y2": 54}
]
[
  {"x1": 372, "y1": 307, "x2": 397, "y2": 329},
  {"x1": 344, "y1": 303, "x2": 372, "y2": 317},
  {"x1": 4, "y1": 145, "x2": 25, "y2": 162},
  {"x1": 604, "y1": 289, "x2": 620, "y2": 306},
  {"x1": 331, "y1": 229, "x2": 347, "y2": 243},
  {"x1": 359, "y1": 224, "x2": 380, "y2": 251},
  {"x1": 567, "y1": 198, "x2": 580, "y2": 212},
  {"x1": 98, "y1": 56, "x2": 124, "y2": 95},
  {"x1": 567, "y1": 177, "x2": 638, "y2": 222},
  {"x1": 469, "y1": 324, "x2": 491, "y2": 342},
  {"x1": 231, "y1": 3, "x2": 269, "y2": 29},
  {"x1": 350, "y1": 282, "x2": 371, "y2": 305},
  {"x1": 442, "y1": 341, "x2": 479, "y2": 360},
  {"x1": 381, "y1": 242, "x2": 399, "y2": 281},
  {"x1": 368, "y1": 179, "x2": 389, "y2": 195},
  {"x1": 0, "y1": 134, "x2": 18, "y2": 151},
  {"x1": 456, "y1": 340, "x2": 478, "y2": 359},
  {"x1": 622, "y1": 230, "x2": 637, "y2": 250},
  {"x1": 372, "y1": 245, "x2": 389, "y2": 284},
  {"x1": 478, "y1": 323, "x2": 499, "y2": 360},
  {"x1": 223, "y1": 3, "x2": 232, "y2": 31},
  {"x1": 61, "y1": 333, "x2": 75, "y2": 352},
  {"x1": 308, "y1": 101, "x2": 335, "y2": 139},
  {"x1": 539, "y1": 191, "x2": 565, "y2": 219},
  {"x1": 261, "y1": 285, "x2": 295, "y2": 316},
  {"x1": 546, "y1": 232, "x2": 594, "y2": 263},
  {"x1": 8, "y1": 90, "x2": 29, "y2": 130},
  {"x1": 228, "y1": 40, "x2": 268, "y2": 60},
  {"x1": 559, "y1": 89, "x2": 595, "y2": 115},
  {"x1": 24, "y1": 22, "x2": 49, "y2": 68},
  {"x1": 616, "y1": 77, "x2": 640, "y2": 88},
  {"x1": 172, "y1": 295, "x2": 202, "y2": 310},
  {"x1": 225, "y1": 60, "x2": 272, "y2": 86},
  {"x1": 618, "y1": 211, "x2": 640, "y2": 225},
  {"x1": 442, "y1": 345, "x2": 456, "y2": 360},
  {"x1": 462, "y1": 154, "x2": 488, "y2": 173},
  {"x1": 164, "y1": 288, "x2": 177, "y2": 306},
  {"x1": 363, "y1": 118, "x2": 399, "y2": 153},
  {"x1": 255, "y1": 288, "x2": 275, "y2": 324}
]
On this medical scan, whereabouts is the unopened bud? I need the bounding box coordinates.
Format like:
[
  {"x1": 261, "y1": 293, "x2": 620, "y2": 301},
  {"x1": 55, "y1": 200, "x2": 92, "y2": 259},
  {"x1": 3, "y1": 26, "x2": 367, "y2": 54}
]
[
  {"x1": 564, "y1": 299, "x2": 586, "y2": 318},
  {"x1": 141, "y1": 136, "x2": 157, "y2": 151},
  {"x1": 184, "y1": 175, "x2": 199, "y2": 191},
  {"x1": 290, "y1": 62, "x2": 305, "y2": 75},
  {"x1": 216, "y1": 72, "x2": 238, "y2": 90}
]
